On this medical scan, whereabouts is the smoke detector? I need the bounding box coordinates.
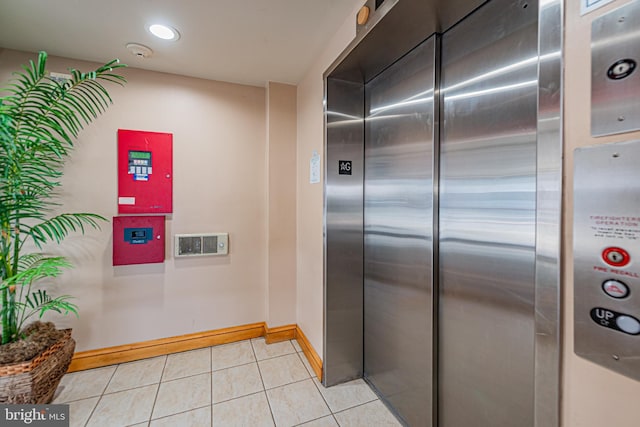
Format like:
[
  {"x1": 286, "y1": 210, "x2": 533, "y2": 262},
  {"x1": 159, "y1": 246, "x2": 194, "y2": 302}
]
[{"x1": 126, "y1": 43, "x2": 153, "y2": 59}]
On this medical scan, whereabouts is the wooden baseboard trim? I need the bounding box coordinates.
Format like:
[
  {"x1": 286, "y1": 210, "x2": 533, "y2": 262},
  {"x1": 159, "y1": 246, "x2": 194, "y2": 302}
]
[
  {"x1": 265, "y1": 324, "x2": 297, "y2": 344},
  {"x1": 68, "y1": 321, "x2": 324, "y2": 379},
  {"x1": 68, "y1": 322, "x2": 265, "y2": 372},
  {"x1": 295, "y1": 326, "x2": 323, "y2": 380}
]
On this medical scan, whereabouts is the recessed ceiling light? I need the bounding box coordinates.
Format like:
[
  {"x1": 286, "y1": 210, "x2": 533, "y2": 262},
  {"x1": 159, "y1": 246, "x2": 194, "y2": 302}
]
[{"x1": 148, "y1": 24, "x2": 180, "y2": 41}]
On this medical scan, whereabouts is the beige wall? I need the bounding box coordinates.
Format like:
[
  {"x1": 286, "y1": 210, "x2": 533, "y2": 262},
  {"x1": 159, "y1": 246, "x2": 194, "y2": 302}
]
[
  {"x1": 295, "y1": 1, "x2": 365, "y2": 356},
  {"x1": 266, "y1": 82, "x2": 297, "y2": 327},
  {"x1": 0, "y1": 49, "x2": 269, "y2": 351},
  {"x1": 563, "y1": 1, "x2": 640, "y2": 426}
]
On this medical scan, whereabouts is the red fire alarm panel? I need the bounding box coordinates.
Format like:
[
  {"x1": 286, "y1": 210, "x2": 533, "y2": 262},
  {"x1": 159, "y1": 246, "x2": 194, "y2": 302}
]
[
  {"x1": 113, "y1": 216, "x2": 165, "y2": 266},
  {"x1": 118, "y1": 129, "x2": 172, "y2": 214}
]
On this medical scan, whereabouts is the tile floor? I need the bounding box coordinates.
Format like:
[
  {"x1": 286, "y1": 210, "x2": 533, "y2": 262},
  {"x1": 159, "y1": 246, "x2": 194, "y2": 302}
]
[{"x1": 53, "y1": 337, "x2": 402, "y2": 427}]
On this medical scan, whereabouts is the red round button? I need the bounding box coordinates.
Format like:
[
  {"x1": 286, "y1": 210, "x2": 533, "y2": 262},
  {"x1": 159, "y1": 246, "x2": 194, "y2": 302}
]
[{"x1": 602, "y1": 247, "x2": 631, "y2": 267}]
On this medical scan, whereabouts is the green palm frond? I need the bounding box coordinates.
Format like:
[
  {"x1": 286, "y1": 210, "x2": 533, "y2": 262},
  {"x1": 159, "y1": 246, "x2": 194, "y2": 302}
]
[
  {"x1": 0, "y1": 51, "x2": 126, "y2": 344},
  {"x1": 24, "y1": 289, "x2": 78, "y2": 318},
  {"x1": 1, "y1": 291, "x2": 77, "y2": 333},
  {"x1": 28, "y1": 213, "x2": 105, "y2": 247},
  {"x1": 17, "y1": 253, "x2": 47, "y2": 271},
  {"x1": 1, "y1": 256, "x2": 71, "y2": 290}
]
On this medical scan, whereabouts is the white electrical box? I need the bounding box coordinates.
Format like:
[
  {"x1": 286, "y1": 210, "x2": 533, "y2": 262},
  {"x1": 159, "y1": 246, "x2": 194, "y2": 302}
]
[{"x1": 174, "y1": 233, "x2": 228, "y2": 257}]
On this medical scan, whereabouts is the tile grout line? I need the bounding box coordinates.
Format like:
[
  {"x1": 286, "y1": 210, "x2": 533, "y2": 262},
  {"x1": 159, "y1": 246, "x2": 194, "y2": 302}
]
[
  {"x1": 212, "y1": 362, "x2": 312, "y2": 404},
  {"x1": 291, "y1": 413, "x2": 336, "y2": 427},
  {"x1": 304, "y1": 365, "x2": 380, "y2": 418},
  {"x1": 251, "y1": 337, "x2": 297, "y2": 362},
  {"x1": 212, "y1": 359, "x2": 257, "y2": 373},
  {"x1": 302, "y1": 355, "x2": 335, "y2": 424},
  {"x1": 261, "y1": 374, "x2": 318, "y2": 393},
  {"x1": 254, "y1": 351, "x2": 297, "y2": 362},
  {"x1": 142, "y1": 404, "x2": 211, "y2": 425},
  {"x1": 101, "y1": 365, "x2": 119, "y2": 394},
  {"x1": 256, "y1": 351, "x2": 300, "y2": 366},
  {"x1": 332, "y1": 399, "x2": 380, "y2": 416},
  {"x1": 99, "y1": 359, "x2": 169, "y2": 396},
  {"x1": 157, "y1": 369, "x2": 211, "y2": 384},
  {"x1": 212, "y1": 389, "x2": 266, "y2": 407},
  {"x1": 82, "y1": 397, "x2": 99, "y2": 427},
  {"x1": 250, "y1": 338, "x2": 278, "y2": 426},
  {"x1": 148, "y1": 355, "x2": 169, "y2": 424},
  {"x1": 295, "y1": 350, "x2": 315, "y2": 380},
  {"x1": 160, "y1": 347, "x2": 212, "y2": 383},
  {"x1": 82, "y1": 365, "x2": 119, "y2": 427},
  {"x1": 296, "y1": 346, "x2": 318, "y2": 379}
]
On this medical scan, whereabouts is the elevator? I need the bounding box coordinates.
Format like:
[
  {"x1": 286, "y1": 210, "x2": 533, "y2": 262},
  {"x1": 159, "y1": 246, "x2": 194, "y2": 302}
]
[{"x1": 324, "y1": 0, "x2": 562, "y2": 426}]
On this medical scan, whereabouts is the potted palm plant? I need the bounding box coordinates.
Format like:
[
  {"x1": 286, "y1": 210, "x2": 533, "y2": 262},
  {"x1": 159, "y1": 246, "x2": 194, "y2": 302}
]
[{"x1": 0, "y1": 51, "x2": 126, "y2": 403}]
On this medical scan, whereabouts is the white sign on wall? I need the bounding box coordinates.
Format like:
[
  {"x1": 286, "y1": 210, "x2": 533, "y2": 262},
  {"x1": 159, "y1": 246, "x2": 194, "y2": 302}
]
[
  {"x1": 310, "y1": 150, "x2": 320, "y2": 184},
  {"x1": 581, "y1": 0, "x2": 614, "y2": 15}
]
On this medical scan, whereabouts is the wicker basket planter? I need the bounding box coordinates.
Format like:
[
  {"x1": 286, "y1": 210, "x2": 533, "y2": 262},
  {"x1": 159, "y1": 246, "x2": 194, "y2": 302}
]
[{"x1": 0, "y1": 329, "x2": 75, "y2": 404}]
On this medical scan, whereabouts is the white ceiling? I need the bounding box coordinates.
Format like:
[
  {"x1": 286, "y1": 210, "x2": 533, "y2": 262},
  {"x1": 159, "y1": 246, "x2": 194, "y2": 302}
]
[{"x1": 0, "y1": 0, "x2": 362, "y2": 87}]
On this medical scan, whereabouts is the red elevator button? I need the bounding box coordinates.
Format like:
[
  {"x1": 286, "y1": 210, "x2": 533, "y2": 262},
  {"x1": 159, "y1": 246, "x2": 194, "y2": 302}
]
[{"x1": 602, "y1": 247, "x2": 631, "y2": 267}]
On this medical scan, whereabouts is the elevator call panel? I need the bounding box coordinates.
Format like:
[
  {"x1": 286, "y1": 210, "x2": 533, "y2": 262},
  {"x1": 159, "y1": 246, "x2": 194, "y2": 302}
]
[
  {"x1": 591, "y1": 0, "x2": 640, "y2": 137},
  {"x1": 113, "y1": 216, "x2": 165, "y2": 266},
  {"x1": 574, "y1": 140, "x2": 640, "y2": 381},
  {"x1": 118, "y1": 129, "x2": 173, "y2": 214}
]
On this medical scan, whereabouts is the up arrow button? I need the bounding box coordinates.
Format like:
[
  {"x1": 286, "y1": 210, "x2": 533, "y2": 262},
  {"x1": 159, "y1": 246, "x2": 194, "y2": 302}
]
[{"x1": 602, "y1": 279, "x2": 630, "y2": 299}]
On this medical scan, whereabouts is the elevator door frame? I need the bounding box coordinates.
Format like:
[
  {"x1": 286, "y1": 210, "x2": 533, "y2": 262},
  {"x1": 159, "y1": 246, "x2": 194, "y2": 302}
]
[{"x1": 322, "y1": 1, "x2": 562, "y2": 426}]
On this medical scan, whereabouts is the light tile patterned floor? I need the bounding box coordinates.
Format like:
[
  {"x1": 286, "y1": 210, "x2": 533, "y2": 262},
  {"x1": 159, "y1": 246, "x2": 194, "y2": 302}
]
[{"x1": 53, "y1": 337, "x2": 402, "y2": 427}]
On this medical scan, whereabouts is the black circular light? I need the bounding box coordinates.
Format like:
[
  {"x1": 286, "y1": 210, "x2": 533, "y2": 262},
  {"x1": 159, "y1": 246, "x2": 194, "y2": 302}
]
[{"x1": 607, "y1": 59, "x2": 636, "y2": 80}]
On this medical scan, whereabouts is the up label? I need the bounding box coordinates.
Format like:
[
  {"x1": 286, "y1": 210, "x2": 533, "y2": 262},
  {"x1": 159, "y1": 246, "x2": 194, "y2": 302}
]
[
  {"x1": 590, "y1": 307, "x2": 640, "y2": 335},
  {"x1": 592, "y1": 308, "x2": 615, "y2": 326}
]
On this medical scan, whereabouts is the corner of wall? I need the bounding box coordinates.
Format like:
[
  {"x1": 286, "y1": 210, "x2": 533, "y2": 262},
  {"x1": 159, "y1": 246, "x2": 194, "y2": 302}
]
[
  {"x1": 294, "y1": 0, "x2": 364, "y2": 358},
  {"x1": 266, "y1": 82, "x2": 298, "y2": 327}
]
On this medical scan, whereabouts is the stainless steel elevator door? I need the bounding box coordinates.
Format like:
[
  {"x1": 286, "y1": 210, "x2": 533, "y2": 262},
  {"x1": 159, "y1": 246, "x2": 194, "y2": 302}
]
[
  {"x1": 324, "y1": 78, "x2": 365, "y2": 386},
  {"x1": 364, "y1": 37, "x2": 436, "y2": 427},
  {"x1": 439, "y1": 1, "x2": 538, "y2": 426}
]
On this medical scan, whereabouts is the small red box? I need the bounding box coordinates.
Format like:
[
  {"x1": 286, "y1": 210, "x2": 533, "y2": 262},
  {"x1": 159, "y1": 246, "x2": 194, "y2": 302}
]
[
  {"x1": 113, "y1": 216, "x2": 165, "y2": 266},
  {"x1": 117, "y1": 129, "x2": 172, "y2": 214}
]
